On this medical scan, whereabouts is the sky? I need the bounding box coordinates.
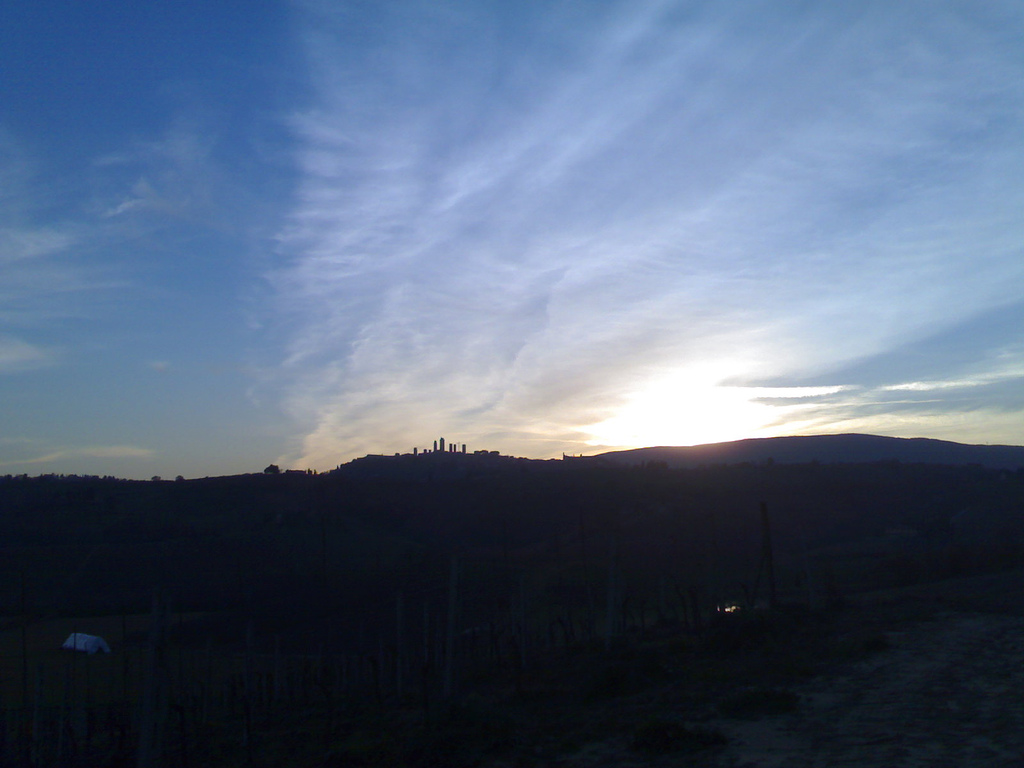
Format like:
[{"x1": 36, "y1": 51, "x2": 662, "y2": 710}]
[{"x1": 2, "y1": 1, "x2": 1023, "y2": 479}]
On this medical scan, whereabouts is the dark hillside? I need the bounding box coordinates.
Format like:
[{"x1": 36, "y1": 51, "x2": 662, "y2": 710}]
[
  {"x1": 590, "y1": 433, "x2": 1024, "y2": 470},
  {"x1": 3, "y1": 454, "x2": 1023, "y2": 621},
  {"x1": 2, "y1": 439, "x2": 1024, "y2": 765}
]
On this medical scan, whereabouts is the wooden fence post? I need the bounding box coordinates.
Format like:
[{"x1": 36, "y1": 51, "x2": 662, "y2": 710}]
[
  {"x1": 395, "y1": 593, "x2": 404, "y2": 700},
  {"x1": 137, "y1": 594, "x2": 169, "y2": 768},
  {"x1": 243, "y1": 621, "x2": 255, "y2": 767},
  {"x1": 31, "y1": 664, "x2": 43, "y2": 767},
  {"x1": 443, "y1": 557, "x2": 460, "y2": 699}
]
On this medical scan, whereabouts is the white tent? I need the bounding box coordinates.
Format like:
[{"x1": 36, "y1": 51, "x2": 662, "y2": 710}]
[{"x1": 61, "y1": 633, "x2": 111, "y2": 654}]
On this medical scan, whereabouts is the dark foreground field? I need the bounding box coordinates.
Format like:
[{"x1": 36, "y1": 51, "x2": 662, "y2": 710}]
[
  {"x1": 4, "y1": 571, "x2": 1024, "y2": 767},
  {"x1": 2, "y1": 456, "x2": 1024, "y2": 765}
]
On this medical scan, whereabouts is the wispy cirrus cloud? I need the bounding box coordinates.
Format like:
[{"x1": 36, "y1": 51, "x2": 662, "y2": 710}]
[
  {"x1": 90, "y1": 116, "x2": 230, "y2": 224},
  {"x1": 742, "y1": 303, "x2": 1024, "y2": 445},
  {"x1": 274, "y1": 1, "x2": 1024, "y2": 466},
  {"x1": 0, "y1": 441, "x2": 155, "y2": 469},
  {"x1": 0, "y1": 108, "x2": 274, "y2": 476},
  {"x1": 1, "y1": 105, "x2": 268, "y2": 338},
  {"x1": 0, "y1": 131, "x2": 130, "y2": 333},
  {"x1": 0, "y1": 336, "x2": 54, "y2": 374}
]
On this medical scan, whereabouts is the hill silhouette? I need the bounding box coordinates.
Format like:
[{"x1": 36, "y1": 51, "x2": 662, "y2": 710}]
[
  {"x1": 4, "y1": 433, "x2": 1024, "y2": 765},
  {"x1": 588, "y1": 433, "x2": 1024, "y2": 470}
]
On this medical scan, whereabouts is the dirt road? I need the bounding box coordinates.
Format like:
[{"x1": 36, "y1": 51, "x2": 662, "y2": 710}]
[{"x1": 714, "y1": 611, "x2": 1024, "y2": 767}]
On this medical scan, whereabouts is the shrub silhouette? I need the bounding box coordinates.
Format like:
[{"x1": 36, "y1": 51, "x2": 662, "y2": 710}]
[
  {"x1": 718, "y1": 687, "x2": 799, "y2": 718},
  {"x1": 631, "y1": 719, "x2": 727, "y2": 755}
]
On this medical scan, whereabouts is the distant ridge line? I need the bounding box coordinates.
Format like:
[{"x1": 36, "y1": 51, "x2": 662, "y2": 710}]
[{"x1": 588, "y1": 434, "x2": 1024, "y2": 470}]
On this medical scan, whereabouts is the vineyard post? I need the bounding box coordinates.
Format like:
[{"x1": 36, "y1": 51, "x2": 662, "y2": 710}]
[
  {"x1": 443, "y1": 557, "x2": 460, "y2": 699},
  {"x1": 395, "y1": 593, "x2": 404, "y2": 700}
]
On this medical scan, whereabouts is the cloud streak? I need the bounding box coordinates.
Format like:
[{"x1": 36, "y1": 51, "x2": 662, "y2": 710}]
[
  {"x1": 0, "y1": 442, "x2": 155, "y2": 470},
  {"x1": 273, "y1": 1, "x2": 1024, "y2": 466},
  {"x1": 0, "y1": 336, "x2": 53, "y2": 374},
  {"x1": 0, "y1": 132, "x2": 132, "y2": 332}
]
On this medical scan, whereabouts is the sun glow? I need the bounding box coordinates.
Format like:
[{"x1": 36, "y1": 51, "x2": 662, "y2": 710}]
[{"x1": 583, "y1": 364, "x2": 845, "y2": 449}]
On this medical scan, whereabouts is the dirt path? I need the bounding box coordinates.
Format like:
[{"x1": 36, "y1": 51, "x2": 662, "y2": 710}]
[{"x1": 713, "y1": 611, "x2": 1024, "y2": 767}]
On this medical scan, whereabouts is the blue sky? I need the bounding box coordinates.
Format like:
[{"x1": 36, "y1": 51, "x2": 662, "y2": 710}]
[{"x1": 2, "y1": 1, "x2": 1023, "y2": 479}]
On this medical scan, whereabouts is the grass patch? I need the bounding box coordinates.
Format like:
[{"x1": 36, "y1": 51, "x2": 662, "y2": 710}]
[
  {"x1": 630, "y1": 719, "x2": 728, "y2": 756},
  {"x1": 861, "y1": 634, "x2": 891, "y2": 653},
  {"x1": 717, "y1": 688, "x2": 800, "y2": 719}
]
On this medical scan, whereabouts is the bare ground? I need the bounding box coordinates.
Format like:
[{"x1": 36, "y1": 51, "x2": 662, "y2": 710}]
[
  {"x1": 549, "y1": 570, "x2": 1024, "y2": 768},
  {"x1": 710, "y1": 610, "x2": 1024, "y2": 767}
]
